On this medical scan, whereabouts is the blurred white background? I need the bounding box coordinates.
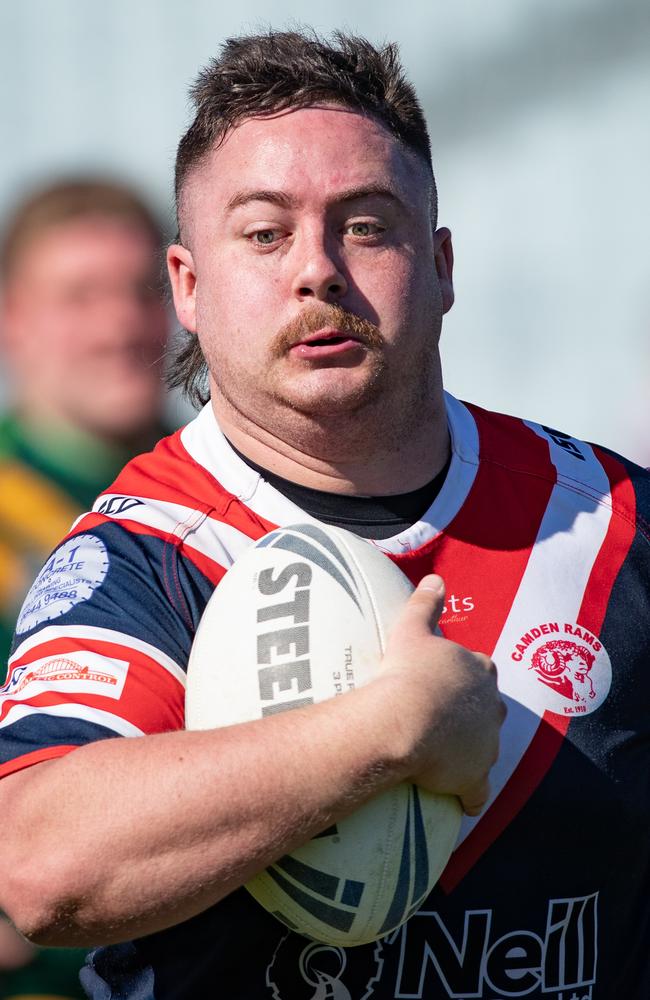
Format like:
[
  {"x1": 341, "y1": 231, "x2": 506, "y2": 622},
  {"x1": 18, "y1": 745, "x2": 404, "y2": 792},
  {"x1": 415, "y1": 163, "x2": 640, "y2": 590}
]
[{"x1": 1, "y1": 0, "x2": 648, "y2": 462}]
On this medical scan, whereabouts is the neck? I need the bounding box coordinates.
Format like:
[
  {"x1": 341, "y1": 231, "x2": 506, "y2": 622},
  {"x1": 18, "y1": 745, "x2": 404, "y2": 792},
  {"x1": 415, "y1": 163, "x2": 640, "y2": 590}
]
[{"x1": 210, "y1": 387, "x2": 450, "y2": 497}]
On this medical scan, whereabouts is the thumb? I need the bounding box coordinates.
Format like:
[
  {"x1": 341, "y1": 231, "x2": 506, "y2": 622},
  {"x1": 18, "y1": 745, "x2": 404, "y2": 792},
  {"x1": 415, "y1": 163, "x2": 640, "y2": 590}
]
[{"x1": 392, "y1": 574, "x2": 446, "y2": 640}]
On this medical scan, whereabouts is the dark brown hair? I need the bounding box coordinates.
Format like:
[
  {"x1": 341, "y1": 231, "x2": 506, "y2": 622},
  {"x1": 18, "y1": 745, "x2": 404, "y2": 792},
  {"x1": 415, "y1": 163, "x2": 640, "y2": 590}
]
[
  {"x1": 170, "y1": 28, "x2": 435, "y2": 408},
  {"x1": 0, "y1": 178, "x2": 163, "y2": 281}
]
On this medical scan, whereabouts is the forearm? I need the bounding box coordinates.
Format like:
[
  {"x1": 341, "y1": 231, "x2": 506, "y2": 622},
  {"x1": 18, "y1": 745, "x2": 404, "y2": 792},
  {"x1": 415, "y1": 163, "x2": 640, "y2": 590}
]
[
  {"x1": 2, "y1": 679, "x2": 407, "y2": 947},
  {"x1": 1, "y1": 579, "x2": 505, "y2": 947}
]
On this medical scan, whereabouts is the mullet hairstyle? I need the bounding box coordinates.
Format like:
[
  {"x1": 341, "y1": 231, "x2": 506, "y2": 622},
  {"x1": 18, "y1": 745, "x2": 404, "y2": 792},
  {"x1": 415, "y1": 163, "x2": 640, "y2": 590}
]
[{"x1": 168, "y1": 28, "x2": 436, "y2": 409}]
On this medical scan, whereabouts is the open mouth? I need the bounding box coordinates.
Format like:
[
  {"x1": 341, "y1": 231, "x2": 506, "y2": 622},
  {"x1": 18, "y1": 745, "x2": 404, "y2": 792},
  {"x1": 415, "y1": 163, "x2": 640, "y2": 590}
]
[
  {"x1": 305, "y1": 334, "x2": 352, "y2": 347},
  {"x1": 291, "y1": 330, "x2": 364, "y2": 359}
]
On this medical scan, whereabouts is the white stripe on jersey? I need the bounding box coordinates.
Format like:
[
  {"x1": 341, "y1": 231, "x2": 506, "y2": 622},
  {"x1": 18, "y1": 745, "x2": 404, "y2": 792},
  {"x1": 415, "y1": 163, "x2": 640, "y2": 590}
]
[
  {"x1": 92, "y1": 494, "x2": 207, "y2": 540},
  {"x1": 375, "y1": 394, "x2": 481, "y2": 554},
  {"x1": 456, "y1": 424, "x2": 613, "y2": 846},
  {"x1": 91, "y1": 493, "x2": 257, "y2": 573},
  {"x1": 181, "y1": 406, "x2": 324, "y2": 530},
  {"x1": 526, "y1": 421, "x2": 614, "y2": 502},
  {"x1": 9, "y1": 625, "x2": 187, "y2": 688},
  {"x1": 181, "y1": 395, "x2": 480, "y2": 555},
  {"x1": 0, "y1": 700, "x2": 144, "y2": 737}
]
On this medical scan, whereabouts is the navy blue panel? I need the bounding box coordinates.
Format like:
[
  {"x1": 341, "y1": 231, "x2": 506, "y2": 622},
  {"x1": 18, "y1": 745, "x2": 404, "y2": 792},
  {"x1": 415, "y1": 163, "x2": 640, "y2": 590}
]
[
  {"x1": 0, "y1": 715, "x2": 121, "y2": 766},
  {"x1": 9, "y1": 521, "x2": 215, "y2": 671},
  {"x1": 1, "y1": 520, "x2": 217, "y2": 777},
  {"x1": 82, "y1": 942, "x2": 155, "y2": 1000}
]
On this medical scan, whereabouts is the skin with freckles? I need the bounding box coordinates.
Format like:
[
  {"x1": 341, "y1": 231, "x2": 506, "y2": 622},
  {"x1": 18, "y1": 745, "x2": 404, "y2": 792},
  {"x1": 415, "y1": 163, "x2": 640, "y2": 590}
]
[{"x1": 168, "y1": 106, "x2": 455, "y2": 495}]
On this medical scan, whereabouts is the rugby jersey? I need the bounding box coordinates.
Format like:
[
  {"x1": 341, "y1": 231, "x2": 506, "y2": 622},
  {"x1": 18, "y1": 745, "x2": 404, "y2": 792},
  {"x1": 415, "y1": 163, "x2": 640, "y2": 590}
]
[{"x1": 1, "y1": 393, "x2": 648, "y2": 999}]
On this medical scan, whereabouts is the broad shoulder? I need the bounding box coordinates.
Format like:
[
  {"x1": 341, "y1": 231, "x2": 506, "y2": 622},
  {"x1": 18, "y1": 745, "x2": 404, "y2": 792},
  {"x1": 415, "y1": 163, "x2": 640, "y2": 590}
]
[{"x1": 460, "y1": 398, "x2": 649, "y2": 536}]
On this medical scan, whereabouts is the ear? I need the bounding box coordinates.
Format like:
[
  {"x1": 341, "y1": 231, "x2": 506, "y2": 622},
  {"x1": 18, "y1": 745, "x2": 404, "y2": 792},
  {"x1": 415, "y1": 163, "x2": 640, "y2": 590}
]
[
  {"x1": 167, "y1": 243, "x2": 197, "y2": 333},
  {"x1": 433, "y1": 227, "x2": 454, "y2": 315}
]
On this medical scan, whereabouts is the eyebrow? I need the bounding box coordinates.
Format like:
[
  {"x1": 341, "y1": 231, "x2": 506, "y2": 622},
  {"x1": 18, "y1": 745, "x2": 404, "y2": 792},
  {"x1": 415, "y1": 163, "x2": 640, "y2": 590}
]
[
  {"x1": 225, "y1": 190, "x2": 297, "y2": 213},
  {"x1": 337, "y1": 185, "x2": 405, "y2": 209},
  {"x1": 225, "y1": 184, "x2": 405, "y2": 214}
]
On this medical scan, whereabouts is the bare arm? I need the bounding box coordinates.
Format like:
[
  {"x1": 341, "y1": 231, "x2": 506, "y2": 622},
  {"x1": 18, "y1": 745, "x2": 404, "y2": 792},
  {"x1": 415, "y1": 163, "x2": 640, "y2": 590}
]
[{"x1": 0, "y1": 577, "x2": 504, "y2": 947}]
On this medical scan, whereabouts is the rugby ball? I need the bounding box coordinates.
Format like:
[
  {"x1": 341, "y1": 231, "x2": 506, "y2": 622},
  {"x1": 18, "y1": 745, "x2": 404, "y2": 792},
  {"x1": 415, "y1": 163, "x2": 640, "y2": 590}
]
[{"x1": 185, "y1": 523, "x2": 461, "y2": 946}]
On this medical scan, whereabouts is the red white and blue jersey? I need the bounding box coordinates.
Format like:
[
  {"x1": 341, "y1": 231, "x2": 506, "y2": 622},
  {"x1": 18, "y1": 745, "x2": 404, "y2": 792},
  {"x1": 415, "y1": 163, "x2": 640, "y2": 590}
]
[{"x1": 1, "y1": 394, "x2": 649, "y2": 999}]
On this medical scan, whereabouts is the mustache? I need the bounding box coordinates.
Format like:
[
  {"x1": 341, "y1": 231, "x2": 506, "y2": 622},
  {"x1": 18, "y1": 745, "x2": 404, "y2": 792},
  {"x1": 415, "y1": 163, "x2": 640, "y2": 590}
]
[{"x1": 270, "y1": 304, "x2": 383, "y2": 358}]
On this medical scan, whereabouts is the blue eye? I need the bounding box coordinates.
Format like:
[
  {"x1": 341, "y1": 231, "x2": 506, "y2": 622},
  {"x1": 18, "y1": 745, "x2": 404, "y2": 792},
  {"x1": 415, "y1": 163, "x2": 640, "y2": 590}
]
[{"x1": 252, "y1": 230, "x2": 277, "y2": 245}]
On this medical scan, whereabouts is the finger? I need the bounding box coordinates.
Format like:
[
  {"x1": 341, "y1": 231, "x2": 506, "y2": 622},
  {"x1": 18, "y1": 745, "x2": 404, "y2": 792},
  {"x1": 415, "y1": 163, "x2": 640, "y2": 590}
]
[
  {"x1": 392, "y1": 575, "x2": 446, "y2": 639},
  {"x1": 459, "y1": 776, "x2": 491, "y2": 817}
]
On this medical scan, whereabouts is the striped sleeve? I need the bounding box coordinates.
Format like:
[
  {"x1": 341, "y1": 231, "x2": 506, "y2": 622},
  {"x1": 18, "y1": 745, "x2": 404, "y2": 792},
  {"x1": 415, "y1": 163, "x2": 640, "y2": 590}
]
[{"x1": 0, "y1": 518, "x2": 215, "y2": 779}]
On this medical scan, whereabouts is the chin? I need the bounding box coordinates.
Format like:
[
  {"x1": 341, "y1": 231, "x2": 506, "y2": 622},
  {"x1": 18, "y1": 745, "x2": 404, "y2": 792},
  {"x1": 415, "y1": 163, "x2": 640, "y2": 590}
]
[{"x1": 275, "y1": 367, "x2": 384, "y2": 416}]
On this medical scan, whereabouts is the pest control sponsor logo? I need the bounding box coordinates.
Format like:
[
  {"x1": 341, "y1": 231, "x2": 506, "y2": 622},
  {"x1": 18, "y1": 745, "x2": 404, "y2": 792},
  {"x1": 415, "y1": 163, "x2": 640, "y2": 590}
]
[
  {"x1": 266, "y1": 893, "x2": 598, "y2": 999},
  {"x1": 510, "y1": 623, "x2": 611, "y2": 716},
  {"x1": 16, "y1": 534, "x2": 109, "y2": 634},
  {"x1": 1, "y1": 652, "x2": 128, "y2": 701}
]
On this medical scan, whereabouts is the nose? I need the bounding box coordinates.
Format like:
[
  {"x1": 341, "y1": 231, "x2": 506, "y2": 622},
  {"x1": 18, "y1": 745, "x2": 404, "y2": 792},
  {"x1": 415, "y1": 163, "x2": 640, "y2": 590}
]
[{"x1": 291, "y1": 230, "x2": 348, "y2": 302}]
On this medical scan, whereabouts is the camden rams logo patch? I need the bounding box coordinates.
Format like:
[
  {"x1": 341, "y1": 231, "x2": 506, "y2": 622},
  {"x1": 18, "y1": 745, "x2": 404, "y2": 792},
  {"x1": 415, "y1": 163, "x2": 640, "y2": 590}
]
[{"x1": 510, "y1": 622, "x2": 611, "y2": 716}]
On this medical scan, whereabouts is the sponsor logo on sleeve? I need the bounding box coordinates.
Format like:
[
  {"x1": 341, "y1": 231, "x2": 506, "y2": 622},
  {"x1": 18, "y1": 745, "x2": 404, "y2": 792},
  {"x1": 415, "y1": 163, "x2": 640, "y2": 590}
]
[
  {"x1": 541, "y1": 426, "x2": 586, "y2": 462},
  {"x1": 1, "y1": 652, "x2": 128, "y2": 700},
  {"x1": 510, "y1": 622, "x2": 611, "y2": 716},
  {"x1": 96, "y1": 495, "x2": 144, "y2": 517},
  {"x1": 16, "y1": 534, "x2": 109, "y2": 634}
]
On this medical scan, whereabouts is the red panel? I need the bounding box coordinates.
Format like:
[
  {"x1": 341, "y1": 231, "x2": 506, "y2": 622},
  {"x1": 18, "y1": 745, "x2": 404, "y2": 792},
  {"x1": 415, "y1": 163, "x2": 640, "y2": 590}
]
[
  {"x1": 578, "y1": 447, "x2": 636, "y2": 636},
  {"x1": 439, "y1": 441, "x2": 637, "y2": 892},
  {"x1": 394, "y1": 407, "x2": 556, "y2": 657},
  {"x1": 2, "y1": 640, "x2": 185, "y2": 735},
  {"x1": 0, "y1": 744, "x2": 79, "y2": 780}
]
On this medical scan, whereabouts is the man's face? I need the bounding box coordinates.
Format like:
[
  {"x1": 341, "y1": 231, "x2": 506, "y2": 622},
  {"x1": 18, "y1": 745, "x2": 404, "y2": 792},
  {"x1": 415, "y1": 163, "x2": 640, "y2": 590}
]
[
  {"x1": 169, "y1": 106, "x2": 453, "y2": 446},
  {"x1": 2, "y1": 217, "x2": 168, "y2": 439}
]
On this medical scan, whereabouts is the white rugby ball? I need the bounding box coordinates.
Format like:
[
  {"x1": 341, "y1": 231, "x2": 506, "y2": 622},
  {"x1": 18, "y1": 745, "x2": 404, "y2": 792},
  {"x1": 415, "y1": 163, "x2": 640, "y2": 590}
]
[{"x1": 185, "y1": 522, "x2": 461, "y2": 946}]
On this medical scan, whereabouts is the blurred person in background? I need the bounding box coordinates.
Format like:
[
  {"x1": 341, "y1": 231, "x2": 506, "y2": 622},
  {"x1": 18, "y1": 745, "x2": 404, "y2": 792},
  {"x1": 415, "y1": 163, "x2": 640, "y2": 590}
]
[
  {"x1": 0, "y1": 179, "x2": 169, "y2": 671},
  {"x1": 0, "y1": 178, "x2": 169, "y2": 1000}
]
